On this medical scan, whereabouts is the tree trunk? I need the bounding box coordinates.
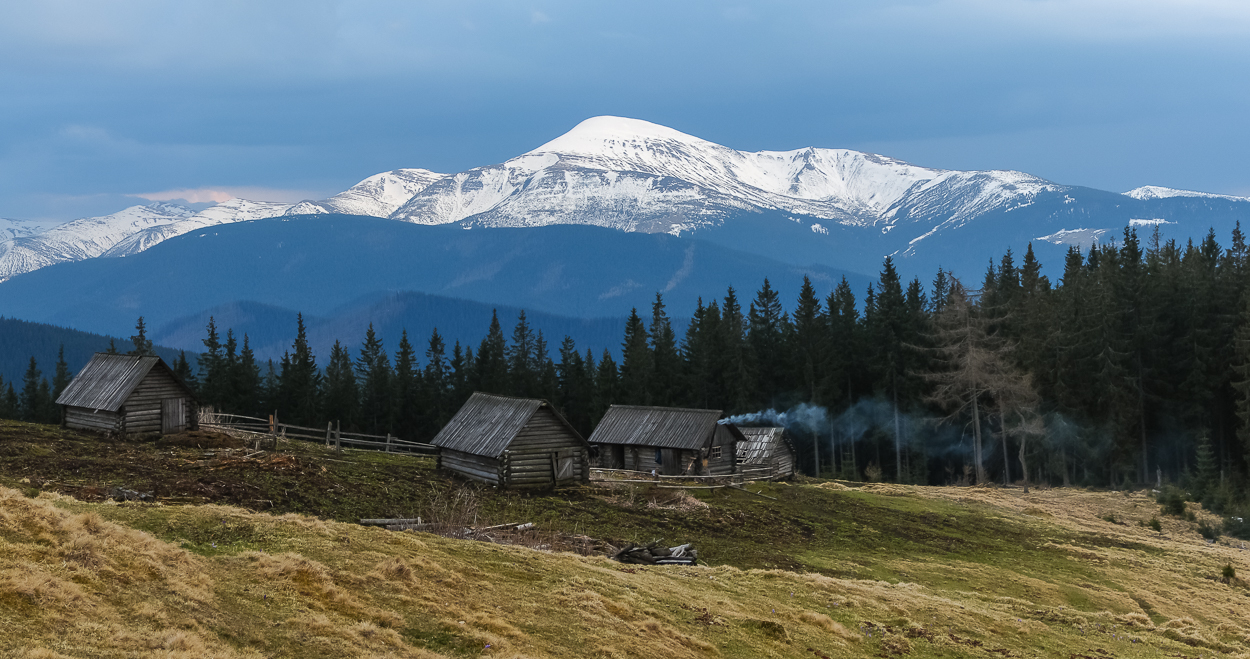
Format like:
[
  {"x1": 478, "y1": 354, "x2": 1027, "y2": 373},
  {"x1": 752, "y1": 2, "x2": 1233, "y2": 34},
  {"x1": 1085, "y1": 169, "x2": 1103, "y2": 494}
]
[
  {"x1": 1016, "y1": 413, "x2": 1029, "y2": 486},
  {"x1": 893, "y1": 373, "x2": 903, "y2": 483},
  {"x1": 972, "y1": 393, "x2": 985, "y2": 485},
  {"x1": 1001, "y1": 413, "x2": 1011, "y2": 486}
]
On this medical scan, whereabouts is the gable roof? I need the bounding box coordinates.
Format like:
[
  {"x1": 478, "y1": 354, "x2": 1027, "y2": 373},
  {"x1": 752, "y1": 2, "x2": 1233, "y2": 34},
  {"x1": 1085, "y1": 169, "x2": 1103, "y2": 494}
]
[
  {"x1": 56, "y1": 353, "x2": 193, "y2": 412},
  {"x1": 588, "y1": 405, "x2": 727, "y2": 450},
  {"x1": 737, "y1": 426, "x2": 794, "y2": 463},
  {"x1": 431, "y1": 392, "x2": 585, "y2": 458}
]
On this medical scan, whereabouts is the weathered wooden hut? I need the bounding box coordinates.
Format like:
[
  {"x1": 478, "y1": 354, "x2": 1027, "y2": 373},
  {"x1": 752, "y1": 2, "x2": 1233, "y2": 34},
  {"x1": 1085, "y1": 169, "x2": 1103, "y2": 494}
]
[
  {"x1": 588, "y1": 405, "x2": 745, "y2": 476},
  {"x1": 736, "y1": 427, "x2": 797, "y2": 479},
  {"x1": 431, "y1": 392, "x2": 589, "y2": 487},
  {"x1": 56, "y1": 353, "x2": 198, "y2": 435}
]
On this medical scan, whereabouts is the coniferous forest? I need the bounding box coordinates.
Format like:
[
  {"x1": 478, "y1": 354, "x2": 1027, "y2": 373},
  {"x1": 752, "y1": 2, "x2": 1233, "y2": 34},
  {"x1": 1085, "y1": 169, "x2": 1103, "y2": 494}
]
[{"x1": 8, "y1": 225, "x2": 1250, "y2": 523}]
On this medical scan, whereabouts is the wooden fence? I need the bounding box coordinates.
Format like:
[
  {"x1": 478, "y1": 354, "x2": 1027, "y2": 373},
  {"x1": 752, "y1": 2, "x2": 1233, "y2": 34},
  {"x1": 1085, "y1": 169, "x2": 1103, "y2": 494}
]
[
  {"x1": 588, "y1": 465, "x2": 776, "y2": 489},
  {"x1": 198, "y1": 410, "x2": 438, "y2": 456}
]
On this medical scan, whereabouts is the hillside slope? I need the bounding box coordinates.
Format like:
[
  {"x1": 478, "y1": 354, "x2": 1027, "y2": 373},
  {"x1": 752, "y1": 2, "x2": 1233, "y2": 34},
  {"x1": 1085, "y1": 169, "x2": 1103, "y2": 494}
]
[{"x1": 1, "y1": 421, "x2": 1248, "y2": 657}]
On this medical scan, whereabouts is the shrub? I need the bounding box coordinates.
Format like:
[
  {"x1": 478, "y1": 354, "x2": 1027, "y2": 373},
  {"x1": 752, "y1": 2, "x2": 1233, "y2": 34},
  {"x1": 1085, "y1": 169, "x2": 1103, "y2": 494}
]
[
  {"x1": 1197, "y1": 520, "x2": 1221, "y2": 541},
  {"x1": 1148, "y1": 517, "x2": 1162, "y2": 533},
  {"x1": 1223, "y1": 564, "x2": 1236, "y2": 582},
  {"x1": 1156, "y1": 486, "x2": 1187, "y2": 517},
  {"x1": 1101, "y1": 513, "x2": 1118, "y2": 524},
  {"x1": 1222, "y1": 513, "x2": 1250, "y2": 540}
]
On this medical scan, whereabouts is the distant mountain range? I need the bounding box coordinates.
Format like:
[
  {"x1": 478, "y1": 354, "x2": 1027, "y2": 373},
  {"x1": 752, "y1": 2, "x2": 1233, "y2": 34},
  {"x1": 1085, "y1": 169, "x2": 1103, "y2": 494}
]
[
  {"x1": 3, "y1": 116, "x2": 1247, "y2": 285},
  {"x1": 0, "y1": 216, "x2": 867, "y2": 359}
]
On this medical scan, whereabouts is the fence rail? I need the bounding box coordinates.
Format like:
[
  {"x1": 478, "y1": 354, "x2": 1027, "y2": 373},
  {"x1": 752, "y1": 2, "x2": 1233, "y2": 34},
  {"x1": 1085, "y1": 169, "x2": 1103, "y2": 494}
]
[
  {"x1": 588, "y1": 464, "x2": 780, "y2": 488},
  {"x1": 198, "y1": 409, "x2": 437, "y2": 457}
]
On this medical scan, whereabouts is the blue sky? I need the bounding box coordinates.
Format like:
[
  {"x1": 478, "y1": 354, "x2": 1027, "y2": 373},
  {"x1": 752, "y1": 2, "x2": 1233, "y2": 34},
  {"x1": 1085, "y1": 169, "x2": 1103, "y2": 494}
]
[{"x1": 2, "y1": 0, "x2": 1248, "y2": 221}]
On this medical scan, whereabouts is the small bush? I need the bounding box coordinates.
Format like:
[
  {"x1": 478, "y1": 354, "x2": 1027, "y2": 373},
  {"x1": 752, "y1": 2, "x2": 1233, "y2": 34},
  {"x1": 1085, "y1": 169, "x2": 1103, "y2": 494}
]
[
  {"x1": 1223, "y1": 564, "x2": 1236, "y2": 581},
  {"x1": 1222, "y1": 513, "x2": 1250, "y2": 540},
  {"x1": 1101, "y1": 513, "x2": 1118, "y2": 524},
  {"x1": 23, "y1": 487, "x2": 40, "y2": 498},
  {"x1": 1157, "y1": 486, "x2": 1187, "y2": 517},
  {"x1": 1197, "y1": 520, "x2": 1221, "y2": 541},
  {"x1": 1148, "y1": 517, "x2": 1162, "y2": 533}
]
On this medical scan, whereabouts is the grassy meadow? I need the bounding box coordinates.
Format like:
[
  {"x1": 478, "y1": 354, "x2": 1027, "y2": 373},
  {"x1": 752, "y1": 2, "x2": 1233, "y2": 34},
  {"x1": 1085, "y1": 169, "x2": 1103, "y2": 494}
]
[{"x1": 0, "y1": 420, "x2": 1248, "y2": 658}]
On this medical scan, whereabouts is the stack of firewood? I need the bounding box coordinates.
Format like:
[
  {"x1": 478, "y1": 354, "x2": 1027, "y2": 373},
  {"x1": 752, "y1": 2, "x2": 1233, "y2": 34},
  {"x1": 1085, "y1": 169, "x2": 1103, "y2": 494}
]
[{"x1": 612, "y1": 541, "x2": 698, "y2": 565}]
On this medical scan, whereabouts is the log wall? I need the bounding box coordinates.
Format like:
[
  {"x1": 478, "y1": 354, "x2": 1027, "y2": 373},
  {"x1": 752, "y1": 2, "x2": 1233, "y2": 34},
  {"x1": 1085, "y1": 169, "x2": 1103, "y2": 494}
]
[
  {"x1": 65, "y1": 407, "x2": 122, "y2": 433},
  {"x1": 441, "y1": 449, "x2": 502, "y2": 486},
  {"x1": 502, "y1": 408, "x2": 588, "y2": 486},
  {"x1": 706, "y1": 425, "x2": 738, "y2": 476},
  {"x1": 119, "y1": 368, "x2": 196, "y2": 434}
]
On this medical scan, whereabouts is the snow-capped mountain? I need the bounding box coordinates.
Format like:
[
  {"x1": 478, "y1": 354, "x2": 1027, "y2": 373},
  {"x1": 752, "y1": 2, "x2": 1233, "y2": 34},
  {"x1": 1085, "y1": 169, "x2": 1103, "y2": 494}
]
[
  {"x1": 1123, "y1": 185, "x2": 1250, "y2": 203},
  {"x1": 102, "y1": 198, "x2": 294, "y2": 258},
  {"x1": 2, "y1": 116, "x2": 1248, "y2": 284},
  {"x1": 0, "y1": 217, "x2": 60, "y2": 243},
  {"x1": 285, "y1": 169, "x2": 445, "y2": 217},
  {"x1": 387, "y1": 116, "x2": 1062, "y2": 236},
  {"x1": 0, "y1": 203, "x2": 195, "y2": 281}
]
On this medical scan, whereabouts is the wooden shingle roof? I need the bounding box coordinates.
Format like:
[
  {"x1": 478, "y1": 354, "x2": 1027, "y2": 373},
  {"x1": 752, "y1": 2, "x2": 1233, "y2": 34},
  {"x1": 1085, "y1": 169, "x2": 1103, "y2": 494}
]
[
  {"x1": 737, "y1": 427, "x2": 792, "y2": 463},
  {"x1": 588, "y1": 405, "x2": 728, "y2": 450},
  {"x1": 55, "y1": 353, "x2": 192, "y2": 412},
  {"x1": 431, "y1": 392, "x2": 584, "y2": 458}
]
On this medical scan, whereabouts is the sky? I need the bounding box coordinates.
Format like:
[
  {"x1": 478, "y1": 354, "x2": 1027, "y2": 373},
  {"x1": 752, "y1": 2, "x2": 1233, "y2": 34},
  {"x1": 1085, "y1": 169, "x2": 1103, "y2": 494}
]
[{"x1": 2, "y1": 0, "x2": 1248, "y2": 221}]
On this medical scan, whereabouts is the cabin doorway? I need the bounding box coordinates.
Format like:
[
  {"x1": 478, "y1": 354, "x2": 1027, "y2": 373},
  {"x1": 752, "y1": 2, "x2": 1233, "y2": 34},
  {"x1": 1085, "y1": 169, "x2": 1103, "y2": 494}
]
[
  {"x1": 161, "y1": 398, "x2": 187, "y2": 434},
  {"x1": 552, "y1": 450, "x2": 577, "y2": 483}
]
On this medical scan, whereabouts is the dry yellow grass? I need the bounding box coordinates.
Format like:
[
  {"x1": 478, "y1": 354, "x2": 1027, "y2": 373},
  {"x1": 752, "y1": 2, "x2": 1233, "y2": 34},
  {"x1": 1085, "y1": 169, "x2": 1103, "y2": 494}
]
[{"x1": 2, "y1": 483, "x2": 1248, "y2": 657}]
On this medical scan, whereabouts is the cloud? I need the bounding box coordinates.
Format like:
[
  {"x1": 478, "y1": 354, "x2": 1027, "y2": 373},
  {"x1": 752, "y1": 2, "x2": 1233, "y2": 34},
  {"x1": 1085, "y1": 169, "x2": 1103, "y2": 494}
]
[
  {"x1": 133, "y1": 187, "x2": 324, "y2": 203},
  {"x1": 530, "y1": 10, "x2": 551, "y2": 24}
]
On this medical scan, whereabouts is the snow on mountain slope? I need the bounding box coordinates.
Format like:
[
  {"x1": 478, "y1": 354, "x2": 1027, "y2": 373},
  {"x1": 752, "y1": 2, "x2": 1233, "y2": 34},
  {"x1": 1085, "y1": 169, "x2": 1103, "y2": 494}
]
[
  {"x1": 1123, "y1": 185, "x2": 1250, "y2": 202},
  {"x1": 0, "y1": 203, "x2": 194, "y2": 281},
  {"x1": 389, "y1": 116, "x2": 1057, "y2": 234},
  {"x1": 0, "y1": 217, "x2": 60, "y2": 242},
  {"x1": 102, "y1": 198, "x2": 293, "y2": 258},
  {"x1": 286, "y1": 169, "x2": 445, "y2": 217}
]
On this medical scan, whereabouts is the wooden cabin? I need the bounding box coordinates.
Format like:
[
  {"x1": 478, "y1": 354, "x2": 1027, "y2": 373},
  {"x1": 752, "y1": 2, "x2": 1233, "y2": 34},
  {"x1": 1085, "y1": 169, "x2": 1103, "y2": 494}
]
[
  {"x1": 56, "y1": 353, "x2": 198, "y2": 435},
  {"x1": 431, "y1": 392, "x2": 589, "y2": 488},
  {"x1": 588, "y1": 405, "x2": 745, "y2": 476},
  {"x1": 736, "y1": 427, "x2": 797, "y2": 479}
]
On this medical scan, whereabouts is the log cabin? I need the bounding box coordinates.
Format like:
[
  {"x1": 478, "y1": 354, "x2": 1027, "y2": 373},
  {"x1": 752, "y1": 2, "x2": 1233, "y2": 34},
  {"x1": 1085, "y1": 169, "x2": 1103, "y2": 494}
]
[
  {"x1": 736, "y1": 426, "x2": 797, "y2": 479},
  {"x1": 56, "y1": 353, "x2": 198, "y2": 435},
  {"x1": 431, "y1": 392, "x2": 589, "y2": 488},
  {"x1": 588, "y1": 405, "x2": 745, "y2": 476}
]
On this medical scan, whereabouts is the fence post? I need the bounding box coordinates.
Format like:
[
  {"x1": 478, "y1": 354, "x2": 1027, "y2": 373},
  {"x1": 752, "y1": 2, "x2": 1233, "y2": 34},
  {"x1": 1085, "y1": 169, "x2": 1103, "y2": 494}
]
[
  {"x1": 386, "y1": 433, "x2": 392, "y2": 453},
  {"x1": 325, "y1": 422, "x2": 332, "y2": 447},
  {"x1": 335, "y1": 420, "x2": 342, "y2": 453}
]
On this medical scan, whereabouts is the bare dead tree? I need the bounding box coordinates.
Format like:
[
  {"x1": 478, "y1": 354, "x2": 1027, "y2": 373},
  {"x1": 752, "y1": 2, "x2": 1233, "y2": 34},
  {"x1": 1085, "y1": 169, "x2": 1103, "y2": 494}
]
[{"x1": 923, "y1": 279, "x2": 1040, "y2": 486}]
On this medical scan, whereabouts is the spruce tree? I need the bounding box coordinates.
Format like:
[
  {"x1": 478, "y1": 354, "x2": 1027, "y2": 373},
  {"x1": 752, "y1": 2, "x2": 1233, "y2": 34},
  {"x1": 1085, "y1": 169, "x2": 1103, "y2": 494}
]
[
  {"x1": 474, "y1": 311, "x2": 508, "y2": 394},
  {"x1": 649, "y1": 293, "x2": 680, "y2": 407},
  {"x1": 322, "y1": 340, "x2": 359, "y2": 431},
  {"x1": 2, "y1": 383, "x2": 18, "y2": 420},
  {"x1": 748, "y1": 278, "x2": 789, "y2": 408},
  {"x1": 172, "y1": 350, "x2": 197, "y2": 393},
  {"x1": 506, "y1": 311, "x2": 538, "y2": 397},
  {"x1": 198, "y1": 317, "x2": 224, "y2": 410},
  {"x1": 0, "y1": 376, "x2": 11, "y2": 419},
  {"x1": 279, "y1": 313, "x2": 321, "y2": 426},
  {"x1": 423, "y1": 329, "x2": 450, "y2": 433},
  {"x1": 356, "y1": 323, "x2": 392, "y2": 434},
  {"x1": 449, "y1": 341, "x2": 473, "y2": 407},
  {"x1": 618, "y1": 308, "x2": 652, "y2": 405},
  {"x1": 594, "y1": 349, "x2": 620, "y2": 420},
  {"x1": 392, "y1": 330, "x2": 421, "y2": 440},
  {"x1": 19, "y1": 357, "x2": 46, "y2": 422},
  {"x1": 129, "y1": 316, "x2": 154, "y2": 356},
  {"x1": 52, "y1": 345, "x2": 71, "y2": 403}
]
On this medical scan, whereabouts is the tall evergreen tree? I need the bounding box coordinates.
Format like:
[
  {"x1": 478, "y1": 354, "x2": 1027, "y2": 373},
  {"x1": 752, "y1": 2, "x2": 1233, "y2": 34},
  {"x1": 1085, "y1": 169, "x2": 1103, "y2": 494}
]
[
  {"x1": 198, "y1": 317, "x2": 224, "y2": 410},
  {"x1": 321, "y1": 340, "x2": 359, "y2": 431},
  {"x1": 748, "y1": 278, "x2": 789, "y2": 408},
  {"x1": 278, "y1": 313, "x2": 321, "y2": 425},
  {"x1": 474, "y1": 311, "x2": 508, "y2": 394},
  {"x1": 618, "y1": 308, "x2": 652, "y2": 405},
  {"x1": 19, "y1": 357, "x2": 48, "y2": 422},
  {"x1": 356, "y1": 323, "x2": 392, "y2": 434},
  {"x1": 129, "y1": 316, "x2": 154, "y2": 356},
  {"x1": 422, "y1": 329, "x2": 451, "y2": 435},
  {"x1": 649, "y1": 293, "x2": 680, "y2": 407},
  {"x1": 51, "y1": 345, "x2": 71, "y2": 403},
  {"x1": 507, "y1": 311, "x2": 539, "y2": 398},
  {"x1": 392, "y1": 330, "x2": 421, "y2": 440}
]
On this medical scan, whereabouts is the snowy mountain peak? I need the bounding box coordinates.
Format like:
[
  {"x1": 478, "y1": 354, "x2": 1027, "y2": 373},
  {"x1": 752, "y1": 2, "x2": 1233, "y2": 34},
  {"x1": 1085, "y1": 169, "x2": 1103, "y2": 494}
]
[
  {"x1": 530, "y1": 116, "x2": 715, "y2": 157},
  {"x1": 1123, "y1": 185, "x2": 1250, "y2": 202}
]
